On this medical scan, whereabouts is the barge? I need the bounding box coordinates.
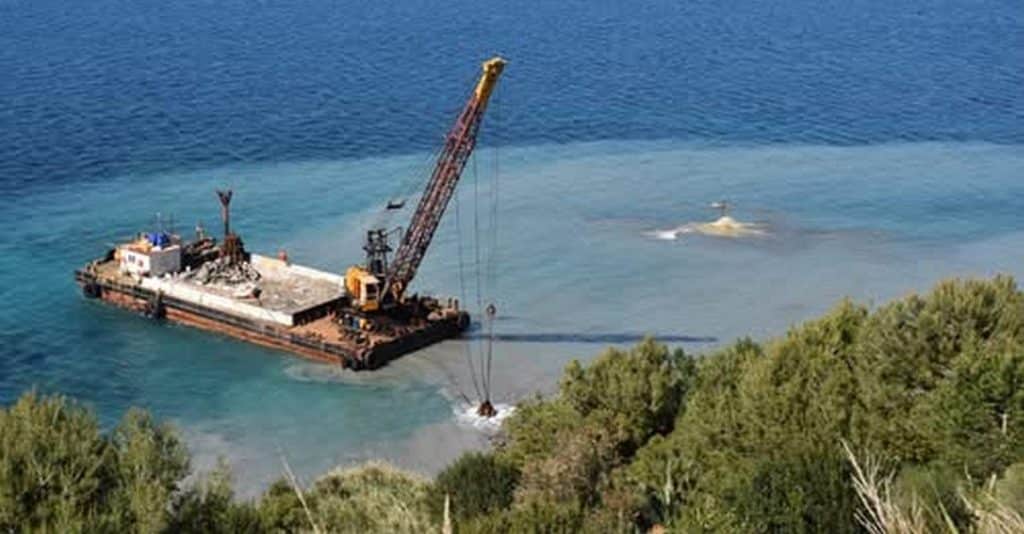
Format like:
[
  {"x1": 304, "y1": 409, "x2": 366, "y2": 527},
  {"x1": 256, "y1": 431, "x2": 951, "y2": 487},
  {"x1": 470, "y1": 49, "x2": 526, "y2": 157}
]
[
  {"x1": 75, "y1": 56, "x2": 505, "y2": 369},
  {"x1": 75, "y1": 233, "x2": 468, "y2": 369}
]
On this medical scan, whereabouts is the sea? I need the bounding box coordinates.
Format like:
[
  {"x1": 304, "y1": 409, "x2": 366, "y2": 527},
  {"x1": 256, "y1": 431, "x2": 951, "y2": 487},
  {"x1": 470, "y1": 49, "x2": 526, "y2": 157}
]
[{"x1": 1, "y1": 0, "x2": 1021, "y2": 495}]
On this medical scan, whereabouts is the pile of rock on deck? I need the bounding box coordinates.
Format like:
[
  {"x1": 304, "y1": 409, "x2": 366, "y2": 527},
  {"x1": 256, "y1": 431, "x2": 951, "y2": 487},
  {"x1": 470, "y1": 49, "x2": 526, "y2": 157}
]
[{"x1": 182, "y1": 257, "x2": 263, "y2": 299}]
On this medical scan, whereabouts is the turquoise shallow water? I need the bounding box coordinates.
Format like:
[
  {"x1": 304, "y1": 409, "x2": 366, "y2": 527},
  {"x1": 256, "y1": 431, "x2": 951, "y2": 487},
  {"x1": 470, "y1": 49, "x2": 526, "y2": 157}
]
[
  {"x1": 2, "y1": 0, "x2": 1022, "y2": 495},
  {"x1": 2, "y1": 140, "x2": 1023, "y2": 493}
]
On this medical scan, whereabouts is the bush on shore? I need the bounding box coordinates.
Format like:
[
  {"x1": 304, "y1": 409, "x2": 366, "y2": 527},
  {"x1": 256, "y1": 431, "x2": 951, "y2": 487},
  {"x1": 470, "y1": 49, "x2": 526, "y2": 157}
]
[
  {"x1": 2, "y1": 275, "x2": 1022, "y2": 532},
  {"x1": 0, "y1": 393, "x2": 189, "y2": 532}
]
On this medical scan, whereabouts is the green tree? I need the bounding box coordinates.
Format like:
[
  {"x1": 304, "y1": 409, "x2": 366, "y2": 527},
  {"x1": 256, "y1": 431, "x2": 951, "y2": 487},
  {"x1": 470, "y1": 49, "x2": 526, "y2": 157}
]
[
  {"x1": 168, "y1": 462, "x2": 260, "y2": 534},
  {"x1": 622, "y1": 278, "x2": 1024, "y2": 531},
  {"x1": 992, "y1": 462, "x2": 1024, "y2": 513},
  {"x1": 625, "y1": 338, "x2": 762, "y2": 527},
  {"x1": 110, "y1": 408, "x2": 191, "y2": 532},
  {"x1": 256, "y1": 462, "x2": 432, "y2": 533},
  {"x1": 460, "y1": 497, "x2": 584, "y2": 534},
  {"x1": 0, "y1": 391, "x2": 261, "y2": 533},
  {"x1": 921, "y1": 341, "x2": 1024, "y2": 481},
  {"x1": 0, "y1": 392, "x2": 113, "y2": 531},
  {"x1": 731, "y1": 448, "x2": 858, "y2": 534},
  {"x1": 499, "y1": 398, "x2": 581, "y2": 469},
  {"x1": 854, "y1": 276, "x2": 1024, "y2": 463},
  {"x1": 427, "y1": 452, "x2": 519, "y2": 525},
  {"x1": 257, "y1": 479, "x2": 308, "y2": 532},
  {"x1": 513, "y1": 423, "x2": 619, "y2": 508},
  {"x1": 560, "y1": 338, "x2": 695, "y2": 457},
  {"x1": 6, "y1": 276, "x2": 1024, "y2": 533},
  {"x1": 497, "y1": 337, "x2": 697, "y2": 520}
]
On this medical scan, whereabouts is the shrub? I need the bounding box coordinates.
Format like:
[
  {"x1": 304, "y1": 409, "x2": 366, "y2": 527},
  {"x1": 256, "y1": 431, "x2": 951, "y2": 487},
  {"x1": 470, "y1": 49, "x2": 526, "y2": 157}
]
[
  {"x1": 168, "y1": 462, "x2": 260, "y2": 533},
  {"x1": 256, "y1": 479, "x2": 309, "y2": 532},
  {"x1": 993, "y1": 462, "x2": 1024, "y2": 513},
  {"x1": 0, "y1": 391, "x2": 189, "y2": 532},
  {"x1": 428, "y1": 452, "x2": 519, "y2": 525},
  {"x1": 623, "y1": 277, "x2": 1024, "y2": 531},
  {"x1": 513, "y1": 423, "x2": 619, "y2": 508},
  {"x1": 920, "y1": 341, "x2": 1024, "y2": 480},
  {"x1": 459, "y1": 497, "x2": 584, "y2": 534},
  {"x1": 256, "y1": 461, "x2": 432, "y2": 534},
  {"x1": 498, "y1": 398, "x2": 580, "y2": 469},
  {"x1": 732, "y1": 448, "x2": 859, "y2": 534},
  {"x1": 855, "y1": 275, "x2": 1024, "y2": 463},
  {"x1": 111, "y1": 408, "x2": 192, "y2": 531},
  {"x1": 5, "y1": 276, "x2": 1024, "y2": 533},
  {"x1": 0, "y1": 392, "x2": 113, "y2": 531},
  {"x1": 560, "y1": 338, "x2": 695, "y2": 457}
]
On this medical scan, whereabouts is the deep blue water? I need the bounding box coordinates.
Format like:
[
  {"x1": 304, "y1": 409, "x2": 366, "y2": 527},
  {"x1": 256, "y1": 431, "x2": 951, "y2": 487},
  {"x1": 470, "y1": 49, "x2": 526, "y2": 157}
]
[
  {"x1": 2, "y1": 0, "x2": 1021, "y2": 192},
  {"x1": 1, "y1": 0, "x2": 1022, "y2": 493}
]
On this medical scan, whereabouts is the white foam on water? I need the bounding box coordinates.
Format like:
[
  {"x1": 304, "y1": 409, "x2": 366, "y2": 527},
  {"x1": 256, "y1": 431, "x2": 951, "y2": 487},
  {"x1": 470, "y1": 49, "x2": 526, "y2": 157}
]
[
  {"x1": 647, "y1": 227, "x2": 692, "y2": 240},
  {"x1": 651, "y1": 216, "x2": 767, "y2": 240},
  {"x1": 453, "y1": 401, "x2": 516, "y2": 433}
]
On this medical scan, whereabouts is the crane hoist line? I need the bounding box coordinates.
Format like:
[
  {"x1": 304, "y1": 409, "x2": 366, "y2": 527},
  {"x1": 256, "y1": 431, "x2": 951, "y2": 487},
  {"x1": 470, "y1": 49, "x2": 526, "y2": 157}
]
[{"x1": 345, "y1": 57, "x2": 506, "y2": 313}]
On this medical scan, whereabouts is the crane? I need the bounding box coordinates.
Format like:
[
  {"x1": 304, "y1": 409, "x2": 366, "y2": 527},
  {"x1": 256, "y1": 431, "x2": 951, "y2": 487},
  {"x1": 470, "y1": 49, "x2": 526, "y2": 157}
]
[{"x1": 345, "y1": 57, "x2": 506, "y2": 312}]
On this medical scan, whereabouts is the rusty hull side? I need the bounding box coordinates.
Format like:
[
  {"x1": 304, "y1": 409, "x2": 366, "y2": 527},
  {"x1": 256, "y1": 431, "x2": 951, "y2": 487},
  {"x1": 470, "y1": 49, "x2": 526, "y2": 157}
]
[{"x1": 74, "y1": 267, "x2": 468, "y2": 369}]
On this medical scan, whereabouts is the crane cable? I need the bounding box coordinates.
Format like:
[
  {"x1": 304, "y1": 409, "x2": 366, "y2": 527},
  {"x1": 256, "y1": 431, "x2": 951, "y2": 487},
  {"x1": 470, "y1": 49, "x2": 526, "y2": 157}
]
[
  {"x1": 471, "y1": 150, "x2": 488, "y2": 402},
  {"x1": 469, "y1": 86, "x2": 502, "y2": 406},
  {"x1": 452, "y1": 72, "x2": 499, "y2": 410},
  {"x1": 454, "y1": 189, "x2": 483, "y2": 402},
  {"x1": 451, "y1": 72, "x2": 502, "y2": 412},
  {"x1": 371, "y1": 73, "x2": 477, "y2": 234},
  {"x1": 483, "y1": 88, "x2": 502, "y2": 402},
  {"x1": 440, "y1": 75, "x2": 491, "y2": 403}
]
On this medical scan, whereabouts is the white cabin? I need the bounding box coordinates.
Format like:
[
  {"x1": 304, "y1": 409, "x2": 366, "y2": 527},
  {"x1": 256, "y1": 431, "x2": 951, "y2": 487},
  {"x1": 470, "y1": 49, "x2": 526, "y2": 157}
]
[{"x1": 118, "y1": 238, "x2": 182, "y2": 277}]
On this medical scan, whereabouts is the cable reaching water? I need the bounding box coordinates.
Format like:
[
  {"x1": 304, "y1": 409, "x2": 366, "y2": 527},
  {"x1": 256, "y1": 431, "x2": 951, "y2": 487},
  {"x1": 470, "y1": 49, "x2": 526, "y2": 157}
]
[
  {"x1": 448, "y1": 67, "x2": 504, "y2": 417},
  {"x1": 454, "y1": 190, "x2": 483, "y2": 402},
  {"x1": 424, "y1": 79, "x2": 487, "y2": 405},
  {"x1": 471, "y1": 151, "x2": 490, "y2": 403},
  {"x1": 483, "y1": 88, "x2": 503, "y2": 400}
]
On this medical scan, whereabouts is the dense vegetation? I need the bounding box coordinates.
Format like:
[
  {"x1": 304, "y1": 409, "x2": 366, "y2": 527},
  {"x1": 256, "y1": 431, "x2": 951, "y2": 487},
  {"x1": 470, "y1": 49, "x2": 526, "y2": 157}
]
[{"x1": 2, "y1": 276, "x2": 1023, "y2": 532}]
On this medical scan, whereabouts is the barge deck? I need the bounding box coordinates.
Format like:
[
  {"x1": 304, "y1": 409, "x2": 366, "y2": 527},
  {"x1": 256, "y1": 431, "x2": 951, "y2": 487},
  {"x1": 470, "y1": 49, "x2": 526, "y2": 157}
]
[{"x1": 76, "y1": 252, "x2": 468, "y2": 370}]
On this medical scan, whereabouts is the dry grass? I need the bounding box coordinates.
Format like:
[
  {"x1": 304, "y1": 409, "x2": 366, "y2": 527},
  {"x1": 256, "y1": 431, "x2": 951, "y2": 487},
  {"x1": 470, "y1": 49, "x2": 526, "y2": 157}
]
[
  {"x1": 281, "y1": 454, "x2": 322, "y2": 534},
  {"x1": 842, "y1": 442, "x2": 1024, "y2": 534},
  {"x1": 842, "y1": 442, "x2": 931, "y2": 534},
  {"x1": 964, "y1": 486, "x2": 1024, "y2": 534}
]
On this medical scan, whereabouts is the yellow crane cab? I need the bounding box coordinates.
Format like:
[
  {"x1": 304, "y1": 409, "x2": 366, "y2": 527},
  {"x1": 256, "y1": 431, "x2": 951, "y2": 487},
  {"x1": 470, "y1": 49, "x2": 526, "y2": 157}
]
[{"x1": 345, "y1": 266, "x2": 381, "y2": 312}]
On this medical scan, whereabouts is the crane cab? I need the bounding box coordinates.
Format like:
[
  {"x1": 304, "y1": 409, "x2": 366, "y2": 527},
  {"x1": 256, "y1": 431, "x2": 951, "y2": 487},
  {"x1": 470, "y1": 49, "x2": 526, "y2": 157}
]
[{"x1": 345, "y1": 266, "x2": 381, "y2": 312}]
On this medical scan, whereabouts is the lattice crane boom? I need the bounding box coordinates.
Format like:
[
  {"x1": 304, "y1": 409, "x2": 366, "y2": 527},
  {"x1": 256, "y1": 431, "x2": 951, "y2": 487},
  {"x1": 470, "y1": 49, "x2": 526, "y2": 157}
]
[{"x1": 386, "y1": 57, "x2": 506, "y2": 301}]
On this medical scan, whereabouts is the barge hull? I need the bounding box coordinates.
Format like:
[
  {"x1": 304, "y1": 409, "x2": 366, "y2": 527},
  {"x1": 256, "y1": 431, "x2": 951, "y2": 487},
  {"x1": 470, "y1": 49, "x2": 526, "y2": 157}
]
[{"x1": 75, "y1": 269, "x2": 468, "y2": 370}]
